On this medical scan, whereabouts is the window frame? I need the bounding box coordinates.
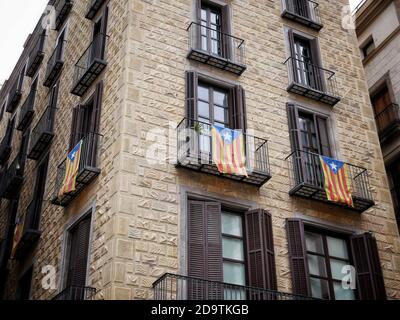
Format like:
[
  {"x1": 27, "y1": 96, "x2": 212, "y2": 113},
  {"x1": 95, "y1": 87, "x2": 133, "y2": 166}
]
[{"x1": 361, "y1": 37, "x2": 375, "y2": 60}]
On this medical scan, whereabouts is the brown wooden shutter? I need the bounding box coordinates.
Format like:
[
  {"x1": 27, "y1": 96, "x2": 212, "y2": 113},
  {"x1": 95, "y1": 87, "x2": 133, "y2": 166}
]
[
  {"x1": 69, "y1": 106, "x2": 84, "y2": 150},
  {"x1": 67, "y1": 215, "x2": 91, "y2": 288},
  {"x1": 48, "y1": 83, "x2": 59, "y2": 132},
  {"x1": 287, "y1": 29, "x2": 296, "y2": 59},
  {"x1": 231, "y1": 85, "x2": 247, "y2": 131},
  {"x1": 245, "y1": 209, "x2": 277, "y2": 291},
  {"x1": 195, "y1": 0, "x2": 202, "y2": 22},
  {"x1": 91, "y1": 81, "x2": 103, "y2": 134},
  {"x1": 221, "y1": 4, "x2": 232, "y2": 60},
  {"x1": 316, "y1": 116, "x2": 331, "y2": 157},
  {"x1": 287, "y1": 103, "x2": 300, "y2": 152},
  {"x1": 185, "y1": 71, "x2": 198, "y2": 126},
  {"x1": 350, "y1": 233, "x2": 387, "y2": 300},
  {"x1": 188, "y1": 201, "x2": 223, "y2": 299},
  {"x1": 286, "y1": 218, "x2": 310, "y2": 296},
  {"x1": 98, "y1": 6, "x2": 109, "y2": 59}
]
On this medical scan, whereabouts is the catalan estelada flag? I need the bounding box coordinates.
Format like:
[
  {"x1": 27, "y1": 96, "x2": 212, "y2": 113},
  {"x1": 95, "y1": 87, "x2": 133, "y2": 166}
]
[
  {"x1": 211, "y1": 125, "x2": 248, "y2": 176},
  {"x1": 320, "y1": 156, "x2": 353, "y2": 207},
  {"x1": 58, "y1": 140, "x2": 83, "y2": 198}
]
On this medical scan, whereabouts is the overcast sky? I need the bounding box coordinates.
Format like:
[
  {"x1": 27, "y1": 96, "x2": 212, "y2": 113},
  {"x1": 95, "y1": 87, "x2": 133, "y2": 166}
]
[{"x1": 0, "y1": 0, "x2": 363, "y2": 87}]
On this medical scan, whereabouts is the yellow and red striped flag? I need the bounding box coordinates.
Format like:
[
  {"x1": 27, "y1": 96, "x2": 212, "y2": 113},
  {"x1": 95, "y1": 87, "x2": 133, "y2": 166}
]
[
  {"x1": 211, "y1": 126, "x2": 248, "y2": 176},
  {"x1": 320, "y1": 156, "x2": 353, "y2": 207},
  {"x1": 58, "y1": 140, "x2": 83, "y2": 198}
]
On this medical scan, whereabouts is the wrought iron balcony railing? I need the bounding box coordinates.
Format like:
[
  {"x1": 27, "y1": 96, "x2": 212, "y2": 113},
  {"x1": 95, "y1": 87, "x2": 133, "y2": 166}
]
[
  {"x1": 281, "y1": 0, "x2": 323, "y2": 31},
  {"x1": 177, "y1": 118, "x2": 271, "y2": 187},
  {"x1": 286, "y1": 149, "x2": 374, "y2": 212},
  {"x1": 375, "y1": 103, "x2": 400, "y2": 143},
  {"x1": 71, "y1": 34, "x2": 108, "y2": 96},
  {"x1": 52, "y1": 286, "x2": 96, "y2": 300},
  {"x1": 187, "y1": 22, "x2": 246, "y2": 75},
  {"x1": 284, "y1": 57, "x2": 340, "y2": 106},
  {"x1": 0, "y1": 131, "x2": 12, "y2": 165},
  {"x1": 85, "y1": 0, "x2": 106, "y2": 20},
  {"x1": 0, "y1": 155, "x2": 24, "y2": 199},
  {"x1": 26, "y1": 33, "x2": 46, "y2": 78},
  {"x1": 53, "y1": 0, "x2": 73, "y2": 31},
  {"x1": 28, "y1": 106, "x2": 56, "y2": 160},
  {"x1": 44, "y1": 40, "x2": 66, "y2": 87},
  {"x1": 17, "y1": 90, "x2": 37, "y2": 131},
  {"x1": 6, "y1": 77, "x2": 23, "y2": 113},
  {"x1": 52, "y1": 132, "x2": 102, "y2": 207},
  {"x1": 153, "y1": 273, "x2": 315, "y2": 300},
  {"x1": 13, "y1": 200, "x2": 42, "y2": 259}
]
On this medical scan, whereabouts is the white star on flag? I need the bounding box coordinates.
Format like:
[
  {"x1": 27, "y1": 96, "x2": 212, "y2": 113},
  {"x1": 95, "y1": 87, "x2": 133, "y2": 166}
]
[
  {"x1": 330, "y1": 162, "x2": 337, "y2": 171},
  {"x1": 222, "y1": 131, "x2": 232, "y2": 142}
]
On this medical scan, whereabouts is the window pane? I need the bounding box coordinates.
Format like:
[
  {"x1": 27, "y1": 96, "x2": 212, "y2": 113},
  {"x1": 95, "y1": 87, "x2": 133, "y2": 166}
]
[
  {"x1": 223, "y1": 262, "x2": 246, "y2": 286},
  {"x1": 223, "y1": 237, "x2": 244, "y2": 261},
  {"x1": 222, "y1": 212, "x2": 243, "y2": 236},
  {"x1": 210, "y1": 12, "x2": 217, "y2": 24},
  {"x1": 305, "y1": 232, "x2": 324, "y2": 254},
  {"x1": 214, "y1": 106, "x2": 226, "y2": 123},
  {"x1": 198, "y1": 85, "x2": 209, "y2": 102},
  {"x1": 310, "y1": 277, "x2": 330, "y2": 300},
  {"x1": 201, "y1": 9, "x2": 206, "y2": 21},
  {"x1": 333, "y1": 282, "x2": 355, "y2": 300},
  {"x1": 327, "y1": 236, "x2": 349, "y2": 259},
  {"x1": 307, "y1": 254, "x2": 327, "y2": 277},
  {"x1": 213, "y1": 90, "x2": 227, "y2": 106},
  {"x1": 198, "y1": 101, "x2": 210, "y2": 118},
  {"x1": 330, "y1": 259, "x2": 349, "y2": 281}
]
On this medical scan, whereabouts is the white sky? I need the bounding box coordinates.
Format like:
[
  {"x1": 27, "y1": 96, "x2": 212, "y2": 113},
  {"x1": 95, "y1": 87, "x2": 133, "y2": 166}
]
[{"x1": 0, "y1": 0, "x2": 363, "y2": 87}]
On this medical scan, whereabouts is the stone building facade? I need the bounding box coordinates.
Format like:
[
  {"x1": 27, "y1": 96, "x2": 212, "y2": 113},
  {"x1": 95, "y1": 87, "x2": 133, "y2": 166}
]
[
  {"x1": 0, "y1": 0, "x2": 399, "y2": 300},
  {"x1": 355, "y1": 0, "x2": 400, "y2": 232}
]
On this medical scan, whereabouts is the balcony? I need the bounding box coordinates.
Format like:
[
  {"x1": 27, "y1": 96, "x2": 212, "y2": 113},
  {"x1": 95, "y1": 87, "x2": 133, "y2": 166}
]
[
  {"x1": 0, "y1": 155, "x2": 24, "y2": 200},
  {"x1": 71, "y1": 34, "x2": 108, "y2": 96},
  {"x1": 28, "y1": 107, "x2": 56, "y2": 160},
  {"x1": 52, "y1": 286, "x2": 96, "y2": 300},
  {"x1": 284, "y1": 57, "x2": 340, "y2": 106},
  {"x1": 153, "y1": 274, "x2": 314, "y2": 300},
  {"x1": 53, "y1": 0, "x2": 73, "y2": 31},
  {"x1": 52, "y1": 132, "x2": 102, "y2": 207},
  {"x1": 375, "y1": 103, "x2": 400, "y2": 143},
  {"x1": 85, "y1": 0, "x2": 106, "y2": 20},
  {"x1": 16, "y1": 90, "x2": 37, "y2": 131},
  {"x1": 26, "y1": 33, "x2": 46, "y2": 78},
  {"x1": 281, "y1": 0, "x2": 323, "y2": 31},
  {"x1": 43, "y1": 40, "x2": 66, "y2": 87},
  {"x1": 0, "y1": 133, "x2": 12, "y2": 165},
  {"x1": 13, "y1": 201, "x2": 42, "y2": 259},
  {"x1": 176, "y1": 119, "x2": 271, "y2": 187},
  {"x1": 286, "y1": 150, "x2": 374, "y2": 212},
  {"x1": 187, "y1": 22, "x2": 246, "y2": 76},
  {"x1": 6, "y1": 77, "x2": 23, "y2": 113}
]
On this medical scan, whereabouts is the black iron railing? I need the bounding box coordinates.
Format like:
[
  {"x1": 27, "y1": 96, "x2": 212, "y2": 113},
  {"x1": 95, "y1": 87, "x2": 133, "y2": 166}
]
[
  {"x1": 187, "y1": 22, "x2": 246, "y2": 75},
  {"x1": 52, "y1": 286, "x2": 96, "y2": 300},
  {"x1": 6, "y1": 76, "x2": 23, "y2": 113},
  {"x1": 28, "y1": 106, "x2": 56, "y2": 160},
  {"x1": 153, "y1": 274, "x2": 314, "y2": 300},
  {"x1": 52, "y1": 132, "x2": 102, "y2": 206},
  {"x1": 282, "y1": 0, "x2": 322, "y2": 30},
  {"x1": 375, "y1": 103, "x2": 400, "y2": 136},
  {"x1": 71, "y1": 34, "x2": 108, "y2": 96},
  {"x1": 44, "y1": 40, "x2": 66, "y2": 87},
  {"x1": 17, "y1": 89, "x2": 37, "y2": 131},
  {"x1": 0, "y1": 154, "x2": 24, "y2": 199},
  {"x1": 86, "y1": 0, "x2": 106, "y2": 19},
  {"x1": 176, "y1": 118, "x2": 271, "y2": 187},
  {"x1": 286, "y1": 149, "x2": 374, "y2": 212},
  {"x1": 26, "y1": 33, "x2": 46, "y2": 77},
  {"x1": 284, "y1": 57, "x2": 340, "y2": 106},
  {"x1": 53, "y1": 0, "x2": 73, "y2": 31}
]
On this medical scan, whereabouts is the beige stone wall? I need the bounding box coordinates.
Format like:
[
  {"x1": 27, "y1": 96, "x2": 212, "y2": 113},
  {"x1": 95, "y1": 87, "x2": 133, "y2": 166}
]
[{"x1": 0, "y1": 0, "x2": 399, "y2": 300}]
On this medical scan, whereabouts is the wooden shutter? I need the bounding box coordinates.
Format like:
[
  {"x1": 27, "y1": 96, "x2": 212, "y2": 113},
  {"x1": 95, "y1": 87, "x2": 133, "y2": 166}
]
[
  {"x1": 67, "y1": 215, "x2": 91, "y2": 289},
  {"x1": 287, "y1": 29, "x2": 296, "y2": 59},
  {"x1": 231, "y1": 85, "x2": 247, "y2": 131},
  {"x1": 286, "y1": 218, "x2": 310, "y2": 296},
  {"x1": 188, "y1": 201, "x2": 223, "y2": 299},
  {"x1": 99, "y1": 6, "x2": 109, "y2": 59},
  {"x1": 350, "y1": 233, "x2": 387, "y2": 300},
  {"x1": 287, "y1": 103, "x2": 300, "y2": 152},
  {"x1": 316, "y1": 116, "x2": 331, "y2": 157},
  {"x1": 245, "y1": 209, "x2": 277, "y2": 291},
  {"x1": 221, "y1": 4, "x2": 232, "y2": 60},
  {"x1": 69, "y1": 106, "x2": 84, "y2": 150},
  {"x1": 185, "y1": 71, "x2": 198, "y2": 126},
  {"x1": 48, "y1": 83, "x2": 59, "y2": 132}
]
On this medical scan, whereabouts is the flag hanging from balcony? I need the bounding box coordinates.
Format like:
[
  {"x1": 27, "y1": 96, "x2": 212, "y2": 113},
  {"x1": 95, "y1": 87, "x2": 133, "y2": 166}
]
[
  {"x1": 320, "y1": 156, "x2": 353, "y2": 207},
  {"x1": 211, "y1": 125, "x2": 248, "y2": 176},
  {"x1": 58, "y1": 140, "x2": 83, "y2": 198},
  {"x1": 11, "y1": 220, "x2": 24, "y2": 259}
]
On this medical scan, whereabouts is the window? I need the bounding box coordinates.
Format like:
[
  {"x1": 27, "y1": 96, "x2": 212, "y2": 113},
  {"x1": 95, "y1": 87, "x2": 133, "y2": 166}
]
[
  {"x1": 0, "y1": 99, "x2": 6, "y2": 121},
  {"x1": 187, "y1": 200, "x2": 276, "y2": 299},
  {"x1": 291, "y1": 0, "x2": 311, "y2": 19},
  {"x1": 55, "y1": 26, "x2": 67, "y2": 62},
  {"x1": 361, "y1": 38, "x2": 375, "y2": 59},
  {"x1": 305, "y1": 229, "x2": 355, "y2": 300},
  {"x1": 387, "y1": 158, "x2": 400, "y2": 221},
  {"x1": 371, "y1": 83, "x2": 393, "y2": 133},
  {"x1": 64, "y1": 214, "x2": 91, "y2": 296},
  {"x1": 91, "y1": 6, "x2": 108, "y2": 61},
  {"x1": 30, "y1": 156, "x2": 49, "y2": 230}
]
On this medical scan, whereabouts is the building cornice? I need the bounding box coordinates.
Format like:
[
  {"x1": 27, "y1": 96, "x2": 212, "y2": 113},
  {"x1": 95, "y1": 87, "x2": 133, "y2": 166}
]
[{"x1": 355, "y1": 0, "x2": 393, "y2": 36}]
